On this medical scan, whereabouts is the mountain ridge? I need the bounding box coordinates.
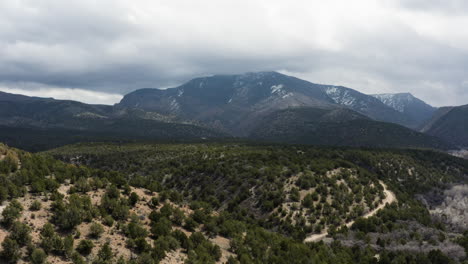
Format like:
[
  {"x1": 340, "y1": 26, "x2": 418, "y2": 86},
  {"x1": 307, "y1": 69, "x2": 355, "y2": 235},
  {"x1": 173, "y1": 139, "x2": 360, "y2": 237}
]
[
  {"x1": 118, "y1": 72, "x2": 427, "y2": 135},
  {"x1": 0, "y1": 72, "x2": 460, "y2": 151},
  {"x1": 249, "y1": 106, "x2": 452, "y2": 149},
  {"x1": 371, "y1": 92, "x2": 437, "y2": 127}
]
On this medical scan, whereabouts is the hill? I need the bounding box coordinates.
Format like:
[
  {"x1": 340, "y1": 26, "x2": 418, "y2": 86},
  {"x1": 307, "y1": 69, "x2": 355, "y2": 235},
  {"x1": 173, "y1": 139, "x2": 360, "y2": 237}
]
[
  {"x1": 249, "y1": 107, "x2": 452, "y2": 149},
  {"x1": 0, "y1": 143, "x2": 236, "y2": 263},
  {"x1": 46, "y1": 142, "x2": 468, "y2": 262},
  {"x1": 421, "y1": 104, "x2": 468, "y2": 147},
  {"x1": 0, "y1": 142, "x2": 463, "y2": 263},
  {"x1": 0, "y1": 92, "x2": 227, "y2": 151}
]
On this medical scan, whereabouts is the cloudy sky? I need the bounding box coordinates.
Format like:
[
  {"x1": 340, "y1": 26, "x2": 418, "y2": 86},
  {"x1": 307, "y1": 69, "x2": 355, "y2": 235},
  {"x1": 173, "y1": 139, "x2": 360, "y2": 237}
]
[{"x1": 1, "y1": 0, "x2": 467, "y2": 106}]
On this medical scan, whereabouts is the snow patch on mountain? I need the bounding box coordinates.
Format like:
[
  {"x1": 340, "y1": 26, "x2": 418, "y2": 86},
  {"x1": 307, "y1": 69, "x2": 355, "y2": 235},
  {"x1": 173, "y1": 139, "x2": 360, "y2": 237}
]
[
  {"x1": 271, "y1": 84, "x2": 284, "y2": 94},
  {"x1": 270, "y1": 84, "x2": 293, "y2": 99},
  {"x1": 170, "y1": 98, "x2": 180, "y2": 111},
  {"x1": 324, "y1": 87, "x2": 356, "y2": 107},
  {"x1": 371, "y1": 93, "x2": 414, "y2": 112}
]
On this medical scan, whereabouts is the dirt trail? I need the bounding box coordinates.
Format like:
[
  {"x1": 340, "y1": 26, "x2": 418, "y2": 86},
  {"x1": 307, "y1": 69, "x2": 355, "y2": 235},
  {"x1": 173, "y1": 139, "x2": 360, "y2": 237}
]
[{"x1": 304, "y1": 181, "x2": 396, "y2": 243}]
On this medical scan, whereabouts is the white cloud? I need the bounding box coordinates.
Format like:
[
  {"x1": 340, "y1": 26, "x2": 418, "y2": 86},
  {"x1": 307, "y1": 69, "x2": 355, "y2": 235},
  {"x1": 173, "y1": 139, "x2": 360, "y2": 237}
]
[{"x1": 0, "y1": 0, "x2": 467, "y2": 106}]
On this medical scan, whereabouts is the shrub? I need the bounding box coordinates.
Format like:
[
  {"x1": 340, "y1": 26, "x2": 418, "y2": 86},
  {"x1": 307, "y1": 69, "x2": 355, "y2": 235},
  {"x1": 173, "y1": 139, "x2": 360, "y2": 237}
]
[
  {"x1": 102, "y1": 215, "x2": 114, "y2": 227},
  {"x1": 30, "y1": 248, "x2": 47, "y2": 264},
  {"x1": 96, "y1": 242, "x2": 113, "y2": 262},
  {"x1": 129, "y1": 192, "x2": 139, "y2": 206},
  {"x1": 89, "y1": 222, "x2": 104, "y2": 239},
  {"x1": 71, "y1": 251, "x2": 85, "y2": 264},
  {"x1": 76, "y1": 239, "x2": 94, "y2": 256},
  {"x1": 30, "y1": 200, "x2": 42, "y2": 211},
  {"x1": 151, "y1": 217, "x2": 172, "y2": 237},
  {"x1": 10, "y1": 221, "x2": 31, "y2": 246},
  {"x1": 2, "y1": 200, "x2": 23, "y2": 227},
  {"x1": 1, "y1": 237, "x2": 21, "y2": 263}
]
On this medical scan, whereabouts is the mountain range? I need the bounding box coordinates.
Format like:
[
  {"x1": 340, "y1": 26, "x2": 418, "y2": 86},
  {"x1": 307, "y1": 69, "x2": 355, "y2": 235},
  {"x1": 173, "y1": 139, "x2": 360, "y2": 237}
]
[{"x1": 0, "y1": 71, "x2": 465, "y2": 150}]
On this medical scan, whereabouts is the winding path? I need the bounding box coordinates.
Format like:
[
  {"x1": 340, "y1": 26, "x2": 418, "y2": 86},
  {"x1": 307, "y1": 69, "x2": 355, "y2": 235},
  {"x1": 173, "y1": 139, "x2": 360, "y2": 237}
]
[{"x1": 304, "y1": 181, "x2": 396, "y2": 243}]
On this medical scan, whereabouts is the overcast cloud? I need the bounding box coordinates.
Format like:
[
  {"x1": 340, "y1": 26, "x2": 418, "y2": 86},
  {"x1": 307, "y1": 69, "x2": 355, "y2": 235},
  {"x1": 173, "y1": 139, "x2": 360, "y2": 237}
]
[{"x1": 0, "y1": 0, "x2": 467, "y2": 106}]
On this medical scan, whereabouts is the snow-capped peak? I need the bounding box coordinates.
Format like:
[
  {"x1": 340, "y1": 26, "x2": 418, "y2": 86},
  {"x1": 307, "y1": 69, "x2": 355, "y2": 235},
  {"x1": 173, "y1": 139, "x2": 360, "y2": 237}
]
[{"x1": 371, "y1": 93, "x2": 415, "y2": 112}]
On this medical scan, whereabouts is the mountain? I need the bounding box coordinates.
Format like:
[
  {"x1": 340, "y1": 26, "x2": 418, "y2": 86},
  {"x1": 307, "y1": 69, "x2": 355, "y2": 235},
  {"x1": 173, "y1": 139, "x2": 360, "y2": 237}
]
[
  {"x1": 118, "y1": 72, "x2": 417, "y2": 135},
  {"x1": 0, "y1": 91, "x2": 227, "y2": 151},
  {"x1": 118, "y1": 72, "x2": 336, "y2": 135},
  {"x1": 421, "y1": 104, "x2": 468, "y2": 147},
  {"x1": 0, "y1": 72, "x2": 454, "y2": 151},
  {"x1": 0, "y1": 91, "x2": 112, "y2": 128},
  {"x1": 249, "y1": 107, "x2": 452, "y2": 149},
  {"x1": 371, "y1": 93, "x2": 436, "y2": 127}
]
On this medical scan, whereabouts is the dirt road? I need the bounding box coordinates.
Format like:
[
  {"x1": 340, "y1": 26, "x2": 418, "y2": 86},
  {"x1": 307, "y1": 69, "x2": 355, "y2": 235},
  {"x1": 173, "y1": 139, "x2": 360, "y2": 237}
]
[{"x1": 304, "y1": 181, "x2": 396, "y2": 243}]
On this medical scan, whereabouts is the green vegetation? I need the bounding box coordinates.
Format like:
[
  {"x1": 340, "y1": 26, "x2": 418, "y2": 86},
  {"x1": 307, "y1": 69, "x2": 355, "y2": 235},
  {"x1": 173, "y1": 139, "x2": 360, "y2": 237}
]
[
  {"x1": 250, "y1": 107, "x2": 452, "y2": 149},
  {"x1": 44, "y1": 142, "x2": 468, "y2": 263},
  {"x1": 0, "y1": 142, "x2": 465, "y2": 263}
]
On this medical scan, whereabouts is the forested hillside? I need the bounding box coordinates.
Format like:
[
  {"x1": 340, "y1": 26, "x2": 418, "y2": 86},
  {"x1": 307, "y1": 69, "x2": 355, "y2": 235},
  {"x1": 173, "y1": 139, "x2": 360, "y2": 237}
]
[
  {"x1": 249, "y1": 107, "x2": 451, "y2": 149},
  {"x1": 0, "y1": 141, "x2": 463, "y2": 263},
  {"x1": 46, "y1": 142, "x2": 468, "y2": 263}
]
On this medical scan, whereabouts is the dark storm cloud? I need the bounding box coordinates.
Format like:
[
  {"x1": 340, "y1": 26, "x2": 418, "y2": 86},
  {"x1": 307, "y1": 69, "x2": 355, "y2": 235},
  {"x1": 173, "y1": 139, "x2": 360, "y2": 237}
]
[{"x1": 0, "y1": 0, "x2": 467, "y2": 106}]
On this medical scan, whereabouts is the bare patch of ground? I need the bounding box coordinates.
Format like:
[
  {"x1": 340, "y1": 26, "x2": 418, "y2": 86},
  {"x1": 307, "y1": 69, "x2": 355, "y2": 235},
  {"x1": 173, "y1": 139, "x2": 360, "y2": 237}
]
[{"x1": 0, "y1": 182, "x2": 235, "y2": 263}]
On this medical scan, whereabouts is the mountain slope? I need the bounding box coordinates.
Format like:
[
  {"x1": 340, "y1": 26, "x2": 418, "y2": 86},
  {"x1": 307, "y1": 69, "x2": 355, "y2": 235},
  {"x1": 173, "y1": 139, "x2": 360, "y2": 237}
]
[
  {"x1": 420, "y1": 106, "x2": 455, "y2": 132},
  {"x1": 119, "y1": 72, "x2": 421, "y2": 135},
  {"x1": 421, "y1": 104, "x2": 468, "y2": 147},
  {"x1": 322, "y1": 87, "x2": 414, "y2": 127},
  {"x1": 0, "y1": 91, "x2": 113, "y2": 128},
  {"x1": 371, "y1": 93, "x2": 436, "y2": 127},
  {"x1": 0, "y1": 143, "x2": 238, "y2": 264},
  {"x1": 249, "y1": 107, "x2": 452, "y2": 149},
  {"x1": 46, "y1": 142, "x2": 468, "y2": 261},
  {"x1": 118, "y1": 72, "x2": 338, "y2": 135}
]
